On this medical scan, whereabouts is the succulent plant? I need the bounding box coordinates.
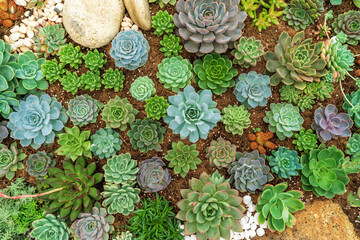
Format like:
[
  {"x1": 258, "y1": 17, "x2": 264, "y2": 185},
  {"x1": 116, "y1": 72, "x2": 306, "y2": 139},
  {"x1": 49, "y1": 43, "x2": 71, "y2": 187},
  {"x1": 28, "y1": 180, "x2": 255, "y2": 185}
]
[
  {"x1": 249, "y1": 131, "x2": 277, "y2": 155},
  {"x1": 130, "y1": 76, "x2": 156, "y2": 101},
  {"x1": 42, "y1": 157, "x2": 103, "y2": 220},
  {"x1": 305, "y1": 81, "x2": 334, "y2": 101},
  {"x1": 102, "y1": 184, "x2": 141, "y2": 215},
  {"x1": 346, "y1": 133, "x2": 360, "y2": 156},
  {"x1": 0, "y1": 39, "x2": 18, "y2": 93},
  {"x1": 102, "y1": 68, "x2": 125, "y2": 92},
  {"x1": 41, "y1": 59, "x2": 65, "y2": 84},
  {"x1": 152, "y1": 10, "x2": 175, "y2": 36},
  {"x1": 110, "y1": 29, "x2": 150, "y2": 70},
  {"x1": 297, "y1": 94, "x2": 315, "y2": 112},
  {"x1": 0, "y1": 91, "x2": 19, "y2": 119},
  {"x1": 83, "y1": 49, "x2": 107, "y2": 71},
  {"x1": 25, "y1": 151, "x2": 55, "y2": 179},
  {"x1": 119, "y1": 231, "x2": 133, "y2": 240},
  {"x1": 221, "y1": 105, "x2": 251, "y2": 136},
  {"x1": 91, "y1": 128, "x2": 122, "y2": 160},
  {"x1": 0, "y1": 122, "x2": 8, "y2": 143},
  {"x1": 149, "y1": 0, "x2": 176, "y2": 8},
  {"x1": 348, "y1": 188, "x2": 360, "y2": 208},
  {"x1": 80, "y1": 70, "x2": 102, "y2": 91},
  {"x1": 67, "y1": 94, "x2": 103, "y2": 127},
  {"x1": 55, "y1": 126, "x2": 92, "y2": 161},
  {"x1": 157, "y1": 56, "x2": 192, "y2": 93},
  {"x1": 159, "y1": 34, "x2": 183, "y2": 57},
  {"x1": 0, "y1": 0, "x2": 24, "y2": 28},
  {"x1": 264, "y1": 31, "x2": 327, "y2": 90},
  {"x1": 256, "y1": 182, "x2": 304, "y2": 232},
  {"x1": 58, "y1": 44, "x2": 83, "y2": 70},
  {"x1": 127, "y1": 119, "x2": 166, "y2": 153},
  {"x1": 293, "y1": 128, "x2": 318, "y2": 152},
  {"x1": 268, "y1": 147, "x2": 302, "y2": 179},
  {"x1": 231, "y1": 36, "x2": 264, "y2": 68},
  {"x1": 173, "y1": 0, "x2": 247, "y2": 55},
  {"x1": 137, "y1": 157, "x2": 171, "y2": 192},
  {"x1": 164, "y1": 85, "x2": 221, "y2": 143},
  {"x1": 343, "y1": 89, "x2": 360, "y2": 128},
  {"x1": 30, "y1": 214, "x2": 70, "y2": 240},
  {"x1": 104, "y1": 153, "x2": 138, "y2": 184},
  {"x1": 283, "y1": 0, "x2": 318, "y2": 31},
  {"x1": 164, "y1": 141, "x2": 202, "y2": 178},
  {"x1": 301, "y1": 145, "x2": 350, "y2": 198},
  {"x1": 145, "y1": 95, "x2": 169, "y2": 120},
  {"x1": 60, "y1": 71, "x2": 82, "y2": 95},
  {"x1": 34, "y1": 24, "x2": 67, "y2": 57},
  {"x1": 228, "y1": 150, "x2": 273, "y2": 193},
  {"x1": 0, "y1": 142, "x2": 26, "y2": 180},
  {"x1": 176, "y1": 171, "x2": 245, "y2": 239},
  {"x1": 70, "y1": 206, "x2": 114, "y2": 240},
  {"x1": 311, "y1": 104, "x2": 353, "y2": 142},
  {"x1": 7, "y1": 92, "x2": 68, "y2": 149},
  {"x1": 332, "y1": 10, "x2": 360, "y2": 45},
  {"x1": 234, "y1": 71, "x2": 271, "y2": 109},
  {"x1": 206, "y1": 137, "x2": 236, "y2": 169},
  {"x1": 264, "y1": 103, "x2": 304, "y2": 140}
]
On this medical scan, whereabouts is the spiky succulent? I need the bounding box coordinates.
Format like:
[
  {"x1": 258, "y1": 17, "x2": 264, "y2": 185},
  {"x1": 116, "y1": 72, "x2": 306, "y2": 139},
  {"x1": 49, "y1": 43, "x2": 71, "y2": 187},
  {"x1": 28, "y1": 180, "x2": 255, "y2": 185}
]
[
  {"x1": 164, "y1": 85, "x2": 221, "y2": 143},
  {"x1": 279, "y1": 85, "x2": 301, "y2": 103},
  {"x1": 103, "y1": 153, "x2": 138, "y2": 184},
  {"x1": 80, "y1": 71, "x2": 102, "y2": 91},
  {"x1": 41, "y1": 59, "x2": 65, "y2": 84},
  {"x1": 101, "y1": 96, "x2": 138, "y2": 130},
  {"x1": 34, "y1": 24, "x2": 67, "y2": 57},
  {"x1": 297, "y1": 94, "x2": 315, "y2": 112},
  {"x1": 152, "y1": 10, "x2": 175, "y2": 36},
  {"x1": 305, "y1": 81, "x2": 334, "y2": 100},
  {"x1": 157, "y1": 56, "x2": 192, "y2": 93},
  {"x1": 173, "y1": 0, "x2": 247, "y2": 55},
  {"x1": 137, "y1": 157, "x2": 171, "y2": 192},
  {"x1": 332, "y1": 10, "x2": 360, "y2": 45},
  {"x1": 0, "y1": 39, "x2": 18, "y2": 93},
  {"x1": 102, "y1": 68, "x2": 125, "y2": 92},
  {"x1": 206, "y1": 137, "x2": 236, "y2": 169},
  {"x1": 232, "y1": 36, "x2": 264, "y2": 68},
  {"x1": 67, "y1": 94, "x2": 103, "y2": 127},
  {"x1": 130, "y1": 76, "x2": 156, "y2": 101},
  {"x1": 90, "y1": 128, "x2": 122, "y2": 160},
  {"x1": 293, "y1": 128, "x2": 318, "y2": 152},
  {"x1": 343, "y1": 90, "x2": 360, "y2": 128},
  {"x1": 83, "y1": 49, "x2": 107, "y2": 71},
  {"x1": 145, "y1": 95, "x2": 169, "y2": 120},
  {"x1": 0, "y1": 91, "x2": 19, "y2": 119},
  {"x1": 127, "y1": 119, "x2": 166, "y2": 153},
  {"x1": 160, "y1": 34, "x2": 183, "y2": 57},
  {"x1": 221, "y1": 105, "x2": 251, "y2": 136},
  {"x1": 30, "y1": 214, "x2": 70, "y2": 240},
  {"x1": 347, "y1": 133, "x2": 360, "y2": 156},
  {"x1": 58, "y1": 43, "x2": 83, "y2": 69},
  {"x1": 0, "y1": 122, "x2": 8, "y2": 143},
  {"x1": 25, "y1": 151, "x2": 55, "y2": 179},
  {"x1": 283, "y1": 0, "x2": 318, "y2": 31},
  {"x1": 0, "y1": 142, "x2": 26, "y2": 180},
  {"x1": 60, "y1": 71, "x2": 82, "y2": 95},
  {"x1": 268, "y1": 147, "x2": 302, "y2": 179}
]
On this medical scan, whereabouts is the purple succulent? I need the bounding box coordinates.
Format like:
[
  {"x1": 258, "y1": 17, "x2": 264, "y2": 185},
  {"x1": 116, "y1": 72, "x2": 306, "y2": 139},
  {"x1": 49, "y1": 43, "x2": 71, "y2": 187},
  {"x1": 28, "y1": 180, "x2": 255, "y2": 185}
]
[{"x1": 312, "y1": 104, "x2": 353, "y2": 142}]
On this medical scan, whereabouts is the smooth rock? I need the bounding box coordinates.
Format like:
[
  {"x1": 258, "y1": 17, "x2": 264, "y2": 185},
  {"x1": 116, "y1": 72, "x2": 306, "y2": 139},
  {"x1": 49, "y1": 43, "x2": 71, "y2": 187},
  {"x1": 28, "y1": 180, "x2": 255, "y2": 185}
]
[
  {"x1": 15, "y1": 0, "x2": 26, "y2": 6},
  {"x1": 256, "y1": 228, "x2": 265, "y2": 237},
  {"x1": 63, "y1": 0, "x2": 125, "y2": 48},
  {"x1": 10, "y1": 25, "x2": 20, "y2": 33},
  {"x1": 10, "y1": 33, "x2": 21, "y2": 41},
  {"x1": 124, "y1": 0, "x2": 151, "y2": 30},
  {"x1": 27, "y1": 29, "x2": 34, "y2": 38},
  {"x1": 56, "y1": 3, "x2": 64, "y2": 11},
  {"x1": 20, "y1": 46, "x2": 30, "y2": 52}
]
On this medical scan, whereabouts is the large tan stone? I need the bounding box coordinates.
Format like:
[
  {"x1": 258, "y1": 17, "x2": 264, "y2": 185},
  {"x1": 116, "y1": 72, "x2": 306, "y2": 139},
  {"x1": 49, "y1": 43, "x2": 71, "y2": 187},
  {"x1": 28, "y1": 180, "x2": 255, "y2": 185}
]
[{"x1": 124, "y1": 0, "x2": 151, "y2": 30}]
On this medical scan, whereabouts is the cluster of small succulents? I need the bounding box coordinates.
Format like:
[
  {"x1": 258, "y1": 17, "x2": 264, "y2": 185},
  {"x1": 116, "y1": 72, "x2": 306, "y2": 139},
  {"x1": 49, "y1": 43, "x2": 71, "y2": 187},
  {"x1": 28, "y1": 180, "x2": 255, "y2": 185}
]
[{"x1": 0, "y1": 0, "x2": 24, "y2": 28}]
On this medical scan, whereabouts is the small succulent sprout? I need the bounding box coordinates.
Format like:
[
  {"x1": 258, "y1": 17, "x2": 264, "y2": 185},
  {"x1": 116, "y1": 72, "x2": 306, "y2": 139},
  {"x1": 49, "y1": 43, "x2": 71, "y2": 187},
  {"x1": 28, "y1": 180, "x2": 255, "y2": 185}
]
[
  {"x1": 343, "y1": 89, "x2": 360, "y2": 128},
  {"x1": 152, "y1": 10, "x2": 175, "y2": 36},
  {"x1": 311, "y1": 104, "x2": 353, "y2": 142},
  {"x1": 83, "y1": 49, "x2": 107, "y2": 71},
  {"x1": 0, "y1": 122, "x2": 9, "y2": 143},
  {"x1": 30, "y1": 214, "x2": 70, "y2": 240},
  {"x1": 33, "y1": 24, "x2": 67, "y2": 57},
  {"x1": 0, "y1": 0, "x2": 24, "y2": 28},
  {"x1": 102, "y1": 68, "x2": 125, "y2": 92},
  {"x1": 159, "y1": 34, "x2": 183, "y2": 57},
  {"x1": 297, "y1": 94, "x2": 316, "y2": 112},
  {"x1": 221, "y1": 105, "x2": 251, "y2": 136},
  {"x1": 104, "y1": 153, "x2": 138, "y2": 184},
  {"x1": 91, "y1": 128, "x2": 122, "y2": 160},
  {"x1": 293, "y1": 128, "x2": 318, "y2": 153},
  {"x1": 347, "y1": 187, "x2": 360, "y2": 207},
  {"x1": 279, "y1": 85, "x2": 301, "y2": 104},
  {"x1": 332, "y1": 10, "x2": 360, "y2": 45},
  {"x1": 234, "y1": 71, "x2": 271, "y2": 109},
  {"x1": 346, "y1": 133, "x2": 360, "y2": 156},
  {"x1": 206, "y1": 137, "x2": 236, "y2": 169},
  {"x1": 256, "y1": 182, "x2": 305, "y2": 232},
  {"x1": 149, "y1": 0, "x2": 176, "y2": 8},
  {"x1": 41, "y1": 59, "x2": 65, "y2": 84},
  {"x1": 0, "y1": 142, "x2": 26, "y2": 180},
  {"x1": 119, "y1": 231, "x2": 134, "y2": 240},
  {"x1": 0, "y1": 91, "x2": 19, "y2": 119},
  {"x1": 60, "y1": 71, "x2": 82, "y2": 95},
  {"x1": 249, "y1": 131, "x2": 277, "y2": 154},
  {"x1": 164, "y1": 141, "x2": 202, "y2": 178},
  {"x1": 110, "y1": 29, "x2": 150, "y2": 70},
  {"x1": 130, "y1": 76, "x2": 156, "y2": 101},
  {"x1": 283, "y1": 0, "x2": 318, "y2": 31},
  {"x1": 67, "y1": 94, "x2": 103, "y2": 127},
  {"x1": 228, "y1": 150, "x2": 273, "y2": 193},
  {"x1": 58, "y1": 43, "x2": 84, "y2": 69},
  {"x1": 80, "y1": 70, "x2": 102, "y2": 91},
  {"x1": 232, "y1": 36, "x2": 264, "y2": 68},
  {"x1": 145, "y1": 95, "x2": 169, "y2": 120},
  {"x1": 26, "y1": 151, "x2": 55, "y2": 179},
  {"x1": 268, "y1": 147, "x2": 302, "y2": 179},
  {"x1": 137, "y1": 157, "x2": 171, "y2": 192}
]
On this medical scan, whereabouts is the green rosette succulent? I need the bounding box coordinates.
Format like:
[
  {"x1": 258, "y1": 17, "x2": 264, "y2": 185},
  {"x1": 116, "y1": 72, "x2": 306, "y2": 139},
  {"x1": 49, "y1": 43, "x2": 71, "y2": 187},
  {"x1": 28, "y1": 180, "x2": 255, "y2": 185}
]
[
  {"x1": 30, "y1": 214, "x2": 70, "y2": 240},
  {"x1": 103, "y1": 153, "x2": 138, "y2": 184},
  {"x1": 91, "y1": 128, "x2": 122, "y2": 159},
  {"x1": 101, "y1": 96, "x2": 139, "y2": 130},
  {"x1": 194, "y1": 53, "x2": 238, "y2": 95},
  {"x1": 34, "y1": 24, "x2": 67, "y2": 57},
  {"x1": 157, "y1": 56, "x2": 192, "y2": 93},
  {"x1": 137, "y1": 157, "x2": 171, "y2": 192},
  {"x1": 130, "y1": 76, "x2": 156, "y2": 101},
  {"x1": 149, "y1": 0, "x2": 176, "y2": 8},
  {"x1": 159, "y1": 34, "x2": 183, "y2": 57},
  {"x1": 332, "y1": 10, "x2": 360, "y2": 45},
  {"x1": 232, "y1": 36, "x2": 264, "y2": 68},
  {"x1": 102, "y1": 68, "x2": 125, "y2": 92},
  {"x1": 343, "y1": 89, "x2": 360, "y2": 128},
  {"x1": 346, "y1": 133, "x2": 360, "y2": 156},
  {"x1": 301, "y1": 145, "x2": 350, "y2": 198},
  {"x1": 55, "y1": 126, "x2": 92, "y2": 161},
  {"x1": 206, "y1": 137, "x2": 236, "y2": 169},
  {"x1": 127, "y1": 119, "x2": 166, "y2": 153},
  {"x1": 80, "y1": 71, "x2": 102, "y2": 91},
  {"x1": 0, "y1": 39, "x2": 18, "y2": 93},
  {"x1": 283, "y1": 0, "x2": 317, "y2": 31},
  {"x1": 102, "y1": 184, "x2": 141, "y2": 215},
  {"x1": 221, "y1": 105, "x2": 251, "y2": 135},
  {"x1": 164, "y1": 141, "x2": 202, "y2": 178},
  {"x1": 58, "y1": 43, "x2": 83, "y2": 69},
  {"x1": 41, "y1": 59, "x2": 65, "y2": 84},
  {"x1": 279, "y1": 85, "x2": 301, "y2": 103},
  {"x1": 60, "y1": 71, "x2": 82, "y2": 95},
  {"x1": 268, "y1": 147, "x2": 302, "y2": 179},
  {"x1": 83, "y1": 49, "x2": 107, "y2": 71},
  {"x1": 305, "y1": 81, "x2": 334, "y2": 100},
  {"x1": 119, "y1": 231, "x2": 133, "y2": 240},
  {"x1": 256, "y1": 182, "x2": 305, "y2": 232},
  {"x1": 297, "y1": 94, "x2": 315, "y2": 112},
  {"x1": 25, "y1": 151, "x2": 55, "y2": 179},
  {"x1": 145, "y1": 95, "x2": 169, "y2": 120},
  {"x1": 176, "y1": 171, "x2": 245, "y2": 240},
  {"x1": 0, "y1": 142, "x2": 26, "y2": 180},
  {"x1": 152, "y1": 10, "x2": 175, "y2": 36},
  {"x1": 0, "y1": 91, "x2": 19, "y2": 119},
  {"x1": 264, "y1": 103, "x2": 304, "y2": 140},
  {"x1": 293, "y1": 128, "x2": 318, "y2": 152},
  {"x1": 67, "y1": 94, "x2": 103, "y2": 127}
]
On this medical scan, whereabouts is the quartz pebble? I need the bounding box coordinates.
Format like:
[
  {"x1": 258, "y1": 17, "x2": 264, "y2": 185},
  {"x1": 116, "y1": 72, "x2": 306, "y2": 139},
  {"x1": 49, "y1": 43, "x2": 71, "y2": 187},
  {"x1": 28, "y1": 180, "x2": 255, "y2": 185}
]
[{"x1": 243, "y1": 195, "x2": 252, "y2": 205}]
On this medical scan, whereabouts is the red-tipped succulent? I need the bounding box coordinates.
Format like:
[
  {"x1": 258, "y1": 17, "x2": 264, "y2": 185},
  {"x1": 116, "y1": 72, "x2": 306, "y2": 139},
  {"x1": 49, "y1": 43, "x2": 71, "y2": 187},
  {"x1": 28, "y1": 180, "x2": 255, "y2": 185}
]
[
  {"x1": 0, "y1": 0, "x2": 24, "y2": 28},
  {"x1": 249, "y1": 131, "x2": 276, "y2": 154}
]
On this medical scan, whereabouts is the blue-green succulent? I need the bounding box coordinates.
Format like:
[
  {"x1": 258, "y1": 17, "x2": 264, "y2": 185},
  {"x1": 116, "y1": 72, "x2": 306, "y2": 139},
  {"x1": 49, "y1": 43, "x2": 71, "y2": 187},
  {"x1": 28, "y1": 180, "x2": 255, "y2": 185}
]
[
  {"x1": 268, "y1": 147, "x2": 302, "y2": 179},
  {"x1": 91, "y1": 128, "x2": 122, "y2": 160}
]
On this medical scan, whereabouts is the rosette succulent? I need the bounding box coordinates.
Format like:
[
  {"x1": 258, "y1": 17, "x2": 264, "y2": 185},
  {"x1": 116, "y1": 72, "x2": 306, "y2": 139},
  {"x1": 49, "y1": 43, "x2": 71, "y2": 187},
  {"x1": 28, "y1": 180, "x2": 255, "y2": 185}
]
[
  {"x1": 293, "y1": 128, "x2": 318, "y2": 152},
  {"x1": 206, "y1": 137, "x2": 236, "y2": 169},
  {"x1": 58, "y1": 43, "x2": 83, "y2": 69},
  {"x1": 0, "y1": 39, "x2": 18, "y2": 93},
  {"x1": 30, "y1": 214, "x2": 70, "y2": 240},
  {"x1": 193, "y1": 53, "x2": 238, "y2": 95},
  {"x1": 268, "y1": 147, "x2": 302, "y2": 179},
  {"x1": 83, "y1": 49, "x2": 107, "y2": 71},
  {"x1": 103, "y1": 153, "x2": 138, "y2": 184},
  {"x1": 279, "y1": 85, "x2": 301, "y2": 103},
  {"x1": 228, "y1": 150, "x2": 273, "y2": 193},
  {"x1": 0, "y1": 122, "x2": 8, "y2": 143},
  {"x1": 164, "y1": 85, "x2": 221, "y2": 143},
  {"x1": 67, "y1": 94, "x2": 103, "y2": 127},
  {"x1": 0, "y1": 142, "x2": 26, "y2": 180},
  {"x1": 26, "y1": 151, "x2": 55, "y2": 179},
  {"x1": 343, "y1": 90, "x2": 360, "y2": 128},
  {"x1": 157, "y1": 56, "x2": 192, "y2": 92},
  {"x1": 234, "y1": 71, "x2": 271, "y2": 109},
  {"x1": 152, "y1": 10, "x2": 175, "y2": 36},
  {"x1": 283, "y1": 0, "x2": 317, "y2": 31},
  {"x1": 346, "y1": 133, "x2": 360, "y2": 156},
  {"x1": 41, "y1": 59, "x2": 65, "y2": 84},
  {"x1": 110, "y1": 29, "x2": 150, "y2": 70},
  {"x1": 137, "y1": 157, "x2": 171, "y2": 192},
  {"x1": 311, "y1": 104, "x2": 353, "y2": 142},
  {"x1": 102, "y1": 68, "x2": 125, "y2": 92},
  {"x1": 221, "y1": 105, "x2": 251, "y2": 135},
  {"x1": 80, "y1": 71, "x2": 102, "y2": 91},
  {"x1": 145, "y1": 95, "x2": 169, "y2": 120},
  {"x1": 34, "y1": 24, "x2": 67, "y2": 57},
  {"x1": 264, "y1": 103, "x2": 304, "y2": 140},
  {"x1": 130, "y1": 76, "x2": 156, "y2": 101},
  {"x1": 232, "y1": 36, "x2": 264, "y2": 68},
  {"x1": 7, "y1": 93, "x2": 68, "y2": 149},
  {"x1": 60, "y1": 71, "x2": 82, "y2": 95},
  {"x1": 332, "y1": 10, "x2": 360, "y2": 45},
  {"x1": 149, "y1": 0, "x2": 176, "y2": 8},
  {"x1": 0, "y1": 91, "x2": 19, "y2": 119},
  {"x1": 160, "y1": 34, "x2": 183, "y2": 57},
  {"x1": 91, "y1": 128, "x2": 122, "y2": 159},
  {"x1": 119, "y1": 231, "x2": 133, "y2": 240},
  {"x1": 173, "y1": 0, "x2": 247, "y2": 55}
]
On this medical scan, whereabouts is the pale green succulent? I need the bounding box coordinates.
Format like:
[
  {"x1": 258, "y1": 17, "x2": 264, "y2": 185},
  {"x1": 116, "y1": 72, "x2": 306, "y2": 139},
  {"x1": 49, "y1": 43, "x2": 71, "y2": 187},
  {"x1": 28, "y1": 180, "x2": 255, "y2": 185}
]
[
  {"x1": 130, "y1": 76, "x2": 156, "y2": 101},
  {"x1": 103, "y1": 153, "x2": 138, "y2": 184}
]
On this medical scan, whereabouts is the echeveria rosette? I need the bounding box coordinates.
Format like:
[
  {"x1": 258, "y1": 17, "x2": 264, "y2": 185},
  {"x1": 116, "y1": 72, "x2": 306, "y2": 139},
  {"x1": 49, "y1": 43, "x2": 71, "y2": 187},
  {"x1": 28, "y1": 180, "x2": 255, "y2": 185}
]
[
  {"x1": 137, "y1": 157, "x2": 171, "y2": 192},
  {"x1": 234, "y1": 71, "x2": 271, "y2": 109},
  {"x1": 102, "y1": 68, "x2": 125, "y2": 92},
  {"x1": 145, "y1": 95, "x2": 169, "y2": 120},
  {"x1": 268, "y1": 147, "x2": 302, "y2": 179},
  {"x1": 0, "y1": 39, "x2": 18, "y2": 93},
  {"x1": 176, "y1": 171, "x2": 245, "y2": 240},
  {"x1": 30, "y1": 214, "x2": 70, "y2": 240},
  {"x1": 193, "y1": 53, "x2": 238, "y2": 95},
  {"x1": 130, "y1": 76, "x2": 156, "y2": 101},
  {"x1": 0, "y1": 142, "x2": 26, "y2": 180},
  {"x1": 119, "y1": 231, "x2": 133, "y2": 240},
  {"x1": 264, "y1": 103, "x2": 304, "y2": 140},
  {"x1": 91, "y1": 128, "x2": 122, "y2": 160},
  {"x1": 346, "y1": 133, "x2": 360, "y2": 156},
  {"x1": 164, "y1": 85, "x2": 221, "y2": 143},
  {"x1": 311, "y1": 104, "x2": 353, "y2": 142},
  {"x1": 41, "y1": 59, "x2": 65, "y2": 84},
  {"x1": 67, "y1": 94, "x2": 103, "y2": 127},
  {"x1": 150, "y1": 0, "x2": 177, "y2": 8},
  {"x1": 60, "y1": 71, "x2": 82, "y2": 95},
  {"x1": 70, "y1": 206, "x2": 114, "y2": 240},
  {"x1": 228, "y1": 150, "x2": 273, "y2": 193},
  {"x1": 231, "y1": 36, "x2": 264, "y2": 68},
  {"x1": 26, "y1": 151, "x2": 55, "y2": 179},
  {"x1": 159, "y1": 34, "x2": 183, "y2": 57},
  {"x1": 206, "y1": 137, "x2": 236, "y2": 169},
  {"x1": 173, "y1": 0, "x2": 247, "y2": 55},
  {"x1": 279, "y1": 85, "x2": 300, "y2": 104},
  {"x1": 221, "y1": 105, "x2": 251, "y2": 136},
  {"x1": 0, "y1": 122, "x2": 9, "y2": 143},
  {"x1": 110, "y1": 29, "x2": 150, "y2": 70},
  {"x1": 80, "y1": 71, "x2": 102, "y2": 91},
  {"x1": 7, "y1": 93, "x2": 68, "y2": 149},
  {"x1": 103, "y1": 153, "x2": 138, "y2": 184},
  {"x1": 343, "y1": 90, "x2": 360, "y2": 128},
  {"x1": 301, "y1": 145, "x2": 350, "y2": 198},
  {"x1": 83, "y1": 49, "x2": 107, "y2": 71},
  {"x1": 282, "y1": 0, "x2": 317, "y2": 31},
  {"x1": 293, "y1": 128, "x2": 318, "y2": 153},
  {"x1": 332, "y1": 10, "x2": 360, "y2": 45},
  {"x1": 152, "y1": 10, "x2": 175, "y2": 36},
  {"x1": 58, "y1": 43, "x2": 83, "y2": 69},
  {"x1": 34, "y1": 24, "x2": 67, "y2": 57},
  {"x1": 0, "y1": 91, "x2": 19, "y2": 119},
  {"x1": 256, "y1": 183, "x2": 305, "y2": 232}
]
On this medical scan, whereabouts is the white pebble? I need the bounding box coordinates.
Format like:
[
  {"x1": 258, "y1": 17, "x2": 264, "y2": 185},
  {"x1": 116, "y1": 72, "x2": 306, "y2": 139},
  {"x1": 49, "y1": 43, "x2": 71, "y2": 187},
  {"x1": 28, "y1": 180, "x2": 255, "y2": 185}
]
[
  {"x1": 242, "y1": 223, "x2": 250, "y2": 230},
  {"x1": 55, "y1": 2, "x2": 63, "y2": 11},
  {"x1": 248, "y1": 216, "x2": 254, "y2": 224},
  {"x1": 249, "y1": 230, "x2": 256, "y2": 238},
  {"x1": 243, "y1": 195, "x2": 252, "y2": 205},
  {"x1": 240, "y1": 216, "x2": 247, "y2": 225},
  {"x1": 244, "y1": 231, "x2": 250, "y2": 240},
  {"x1": 4, "y1": 35, "x2": 11, "y2": 43},
  {"x1": 23, "y1": 38, "x2": 32, "y2": 47},
  {"x1": 29, "y1": 15, "x2": 35, "y2": 21},
  {"x1": 15, "y1": 0, "x2": 26, "y2": 6},
  {"x1": 246, "y1": 211, "x2": 252, "y2": 217},
  {"x1": 14, "y1": 39, "x2": 24, "y2": 48},
  {"x1": 27, "y1": 29, "x2": 34, "y2": 39},
  {"x1": 259, "y1": 221, "x2": 267, "y2": 229},
  {"x1": 55, "y1": 18, "x2": 63, "y2": 23},
  {"x1": 49, "y1": 15, "x2": 59, "y2": 22},
  {"x1": 253, "y1": 213, "x2": 259, "y2": 225},
  {"x1": 29, "y1": 21, "x2": 39, "y2": 27},
  {"x1": 10, "y1": 25, "x2": 20, "y2": 33},
  {"x1": 54, "y1": 0, "x2": 62, "y2": 3},
  {"x1": 247, "y1": 203, "x2": 256, "y2": 213},
  {"x1": 24, "y1": 11, "x2": 30, "y2": 17},
  {"x1": 10, "y1": 33, "x2": 21, "y2": 41},
  {"x1": 239, "y1": 232, "x2": 245, "y2": 239},
  {"x1": 19, "y1": 25, "x2": 27, "y2": 33},
  {"x1": 256, "y1": 228, "x2": 265, "y2": 237},
  {"x1": 20, "y1": 46, "x2": 30, "y2": 52},
  {"x1": 250, "y1": 223, "x2": 257, "y2": 231}
]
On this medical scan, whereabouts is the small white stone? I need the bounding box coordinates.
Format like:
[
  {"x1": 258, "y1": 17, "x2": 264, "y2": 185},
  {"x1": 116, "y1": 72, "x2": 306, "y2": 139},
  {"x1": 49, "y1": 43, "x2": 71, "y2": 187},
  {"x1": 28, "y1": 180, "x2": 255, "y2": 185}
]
[
  {"x1": 14, "y1": 40, "x2": 23, "y2": 48},
  {"x1": 253, "y1": 213, "x2": 259, "y2": 225},
  {"x1": 22, "y1": 18, "x2": 30, "y2": 25},
  {"x1": 131, "y1": 25, "x2": 138, "y2": 30},
  {"x1": 250, "y1": 223, "x2": 257, "y2": 231},
  {"x1": 54, "y1": 0, "x2": 62, "y2": 3},
  {"x1": 48, "y1": 0, "x2": 56, "y2": 5},
  {"x1": 10, "y1": 33, "x2": 21, "y2": 41},
  {"x1": 246, "y1": 211, "x2": 252, "y2": 217},
  {"x1": 55, "y1": 18, "x2": 63, "y2": 23},
  {"x1": 19, "y1": 25, "x2": 27, "y2": 33},
  {"x1": 10, "y1": 44, "x2": 17, "y2": 52},
  {"x1": 49, "y1": 15, "x2": 59, "y2": 22},
  {"x1": 249, "y1": 230, "x2": 256, "y2": 238},
  {"x1": 34, "y1": 10, "x2": 39, "y2": 19},
  {"x1": 24, "y1": 11, "x2": 30, "y2": 17},
  {"x1": 29, "y1": 21, "x2": 39, "y2": 27},
  {"x1": 256, "y1": 228, "x2": 265, "y2": 237},
  {"x1": 10, "y1": 25, "x2": 20, "y2": 33},
  {"x1": 244, "y1": 231, "x2": 250, "y2": 240},
  {"x1": 243, "y1": 195, "x2": 252, "y2": 205},
  {"x1": 4, "y1": 35, "x2": 12, "y2": 43},
  {"x1": 240, "y1": 217, "x2": 247, "y2": 225},
  {"x1": 27, "y1": 29, "x2": 34, "y2": 39},
  {"x1": 248, "y1": 216, "x2": 254, "y2": 224},
  {"x1": 239, "y1": 232, "x2": 245, "y2": 239},
  {"x1": 23, "y1": 38, "x2": 32, "y2": 47},
  {"x1": 247, "y1": 203, "x2": 256, "y2": 213},
  {"x1": 55, "y1": 3, "x2": 64, "y2": 11},
  {"x1": 29, "y1": 16, "x2": 35, "y2": 21},
  {"x1": 15, "y1": 0, "x2": 26, "y2": 6},
  {"x1": 259, "y1": 221, "x2": 267, "y2": 229},
  {"x1": 20, "y1": 46, "x2": 30, "y2": 52},
  {"x1": 242, "y1": 223, "x2": 250, "y2": 230}
]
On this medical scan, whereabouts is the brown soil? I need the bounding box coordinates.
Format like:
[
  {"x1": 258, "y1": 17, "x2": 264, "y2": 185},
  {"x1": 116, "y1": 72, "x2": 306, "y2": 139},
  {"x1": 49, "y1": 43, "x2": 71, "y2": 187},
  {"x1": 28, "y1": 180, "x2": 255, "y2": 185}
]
[{"x1": 0, "y1": 0, "x2": 360, "y2": 239}]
